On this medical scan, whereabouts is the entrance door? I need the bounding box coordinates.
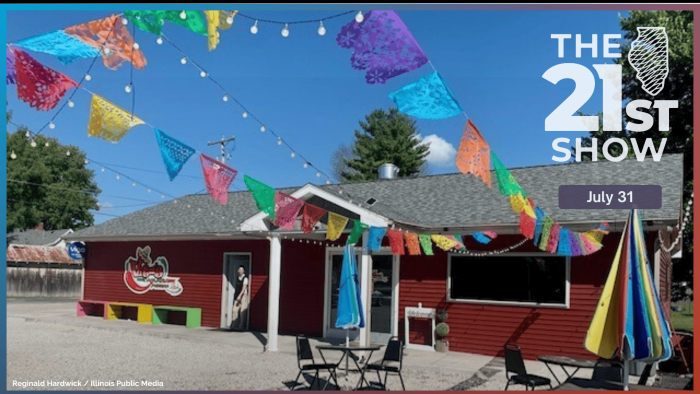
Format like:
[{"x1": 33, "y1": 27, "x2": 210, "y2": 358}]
[
  {"x1": 324, "y1": 249, "x2": 399, "y2": 341},
  {"x1": 222, "y1": 253, "x2": 251, "y2": 329}
]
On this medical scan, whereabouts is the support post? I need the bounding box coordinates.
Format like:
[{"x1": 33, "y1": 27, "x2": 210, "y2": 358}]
[
  {"x1": 359, "y1": 232, "x2": 372, "y2": 347},
  {"x1": 267, "y1": 233, "x2": 282, "y2": 351}
]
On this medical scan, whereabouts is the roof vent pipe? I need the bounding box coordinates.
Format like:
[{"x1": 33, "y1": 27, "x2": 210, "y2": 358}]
[{"x1": 378, "y1": 163, "x2": 400, "y2": 180}]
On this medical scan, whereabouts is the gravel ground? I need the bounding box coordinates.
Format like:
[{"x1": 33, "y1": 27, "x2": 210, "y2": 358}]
[{"x1": 7, "y1": 316, "x2": 468, "y2": 391}]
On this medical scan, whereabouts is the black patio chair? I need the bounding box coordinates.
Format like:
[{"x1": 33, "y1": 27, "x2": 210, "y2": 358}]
[
  {"x1": 504, "y1": 342, "x2": 552, "y2": 391},
  {"x1": 591, "y1": 359, "x2": 624, "y2": 383},
  {"x1": 359, "y1": 336, "x2": 405, "y2": 390},
  {"x1": 292, "y1": 335, "x2": 339, "y2": 391}
]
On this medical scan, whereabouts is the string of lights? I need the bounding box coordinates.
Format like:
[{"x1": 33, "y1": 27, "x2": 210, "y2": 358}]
[{"x1": 659, "y1": 193, "x2": 693, "y2": 253}]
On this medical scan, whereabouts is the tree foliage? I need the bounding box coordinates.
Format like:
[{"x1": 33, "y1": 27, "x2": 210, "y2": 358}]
[
  {"x1": 341, "y1": 108, "x2": 429, "y2": 183},
  {"x1": 7, "y1": 126, "x2": 100, "y2": 232}
]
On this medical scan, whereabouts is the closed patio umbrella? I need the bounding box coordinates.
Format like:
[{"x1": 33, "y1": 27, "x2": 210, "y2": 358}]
[
  {"x1": 585, "y1": 209, "x2": 673, "y2": 390},
  {"x1": 335, "y1": 244, "x2": 365, "y2": 377}
]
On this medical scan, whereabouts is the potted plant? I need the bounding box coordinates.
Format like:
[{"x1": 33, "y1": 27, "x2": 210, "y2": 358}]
[{"x1": 435, "y1": 309, "x2": 449, "y2": 352}]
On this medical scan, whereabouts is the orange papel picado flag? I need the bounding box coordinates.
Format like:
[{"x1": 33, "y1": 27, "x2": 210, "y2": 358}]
[{"x1": 456, "y1": 119, "x2": 491, "y2": 187}]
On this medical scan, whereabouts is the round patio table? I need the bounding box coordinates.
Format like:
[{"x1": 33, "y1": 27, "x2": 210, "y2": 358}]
[
  {"x1": 538, "y1": 355, "x2": 598, "y2": 385},
  {"x1": 316, "y1": 344, "x2": 383, "y2": 390}
]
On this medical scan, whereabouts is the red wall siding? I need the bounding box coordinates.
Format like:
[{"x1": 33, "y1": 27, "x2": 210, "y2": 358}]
[
  {"x1": 83, "y1": 240, "x2": 269, "y2": 330},
  {"x1": 397, "y1": 232, "x2": 653, "y2": 360},
  {"x1": 278, "y1": 240, "x2": 326, "y2": 337}
]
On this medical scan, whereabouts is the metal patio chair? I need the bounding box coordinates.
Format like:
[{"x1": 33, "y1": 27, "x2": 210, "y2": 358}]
[
  {"x1": 292, "y1": 335, "x2": 339, "y2": 391},
  {"x1": 504, "y1": 342, "x2": 552, "y2": 391},
  {"x1": 359, "y1": 336, "x2": 405, "y2": 391}
]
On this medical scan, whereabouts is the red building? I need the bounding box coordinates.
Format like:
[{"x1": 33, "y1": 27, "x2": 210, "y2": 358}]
[{"x1": 67, "y1": 155, "x2": 683, "y2": 359}]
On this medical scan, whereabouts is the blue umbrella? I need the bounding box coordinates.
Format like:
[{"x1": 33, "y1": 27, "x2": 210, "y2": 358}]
[{"x1": 335, "y1": 245, "x2": 365, "y2": 379}]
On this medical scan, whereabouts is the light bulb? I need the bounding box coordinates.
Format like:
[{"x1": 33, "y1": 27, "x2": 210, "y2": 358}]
[
  {"x1": 303, "y1": 162, "x2": 310, "y2": 168},
  {"x1": 180, "y1": 11, "x2": 187, "y2": 19},
  {"x1": 200, "y1": 70, "x2": 207, "y2": 78},
  {"x1": 30, "y1": 139, "x2": 36, "y2": 147},
  {"x1": 103, "y1": 48, "x2": 111, "y2": 55},
  {"x1": 277, "y1": 137, "x2": 282, "y2": 145},
  {"x1": 132, "y1": 182, "x2": 137, "y2": 187},
  {"x1": 10, "y1": 150, "x2": 16, "y2": 160},
  {"x1": 318, "y1": 21, "x2": 326, "y2": 36},
  {"x1": 260, "y1": 125, "x2": 266, "y2": 133},
  {"x1": 84, "y1": 159, "x2": 89, "y2": 164},
  {"x1": 101, "y1": 168, "x2": 105, "y2": 172},
  {"x1": 66, "y1": 150, "x2": 71, "y2": 156},
  {"x1": 132, "y1": 42, "x2": 140, "y2": 50},
  {"x1": 223, "y1": 94, "x2": 229, "y2": 102},
  {"x1": 281, "y1": 24, "x2": 289, "y2": 37},
  {"x1": 180, "y1": 57, "x2": 187, "y2": 65},
  {"x1": 68, "y1": 100, "x2": 74, "y2": 108},
  {"x1": 49, "y1": 122, "x2": 56, "y2": 130},
  {"x1": 290, "y1": 151, "x2": 296, "y2": 158},
  {"x1": 316, "y1": 171, "x2": 321, "y2": 177},
  {"x1": 226, "y1": 15, "x2": 234, "y2": 24},
  {"x1": 242, "y1": 111, "x2": 248, "y2": 118},
  {"x1": 147, "y1": 188, "x2": 151, "y2": 193},
  {"x1": 45, "y1": 142, "x2": 49, "y2": 147},
  {"x1": 355, "y1": 11, "x2": 364, "y2": 23},
  {"x1": 156, "y1": 36, "x2": 163, "y2": 45},
  {"x1": 25, "y1": 130, "x2": 30, "y2": 137},
  {"x1": 250, "y1": 21, "x2": 259, "y2": 34},
  {"x1": 326, "y1": 180, "x2": 331, "y2": 185},
  {"x1": 116, "y1": 174, "x2": 120, "y2": 180},
  {"x1": 84, "y1": 74, "x2": 91, "y2": 81},
  {"x1": 121, "y1": 17, "x2": 128, "y2": 25},
  {"x1": 125, "y1": 84, "x2": 132, "y2": 93}
]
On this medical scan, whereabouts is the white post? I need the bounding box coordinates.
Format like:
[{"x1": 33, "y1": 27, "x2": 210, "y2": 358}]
[
  {"x1": 267, "y1": 233, "x2": 282, "y2": 352},
  {"x1": 623, "y1": 359, "x2": 629, "y2": 391},
  {"x1": 359, "y1": 232, "x2": 372, "y2": 347}
]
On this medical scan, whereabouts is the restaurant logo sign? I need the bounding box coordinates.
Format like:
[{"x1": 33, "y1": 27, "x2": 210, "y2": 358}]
[{"x1": 124, "y1": 246, "x2": 183, "y2": 296}]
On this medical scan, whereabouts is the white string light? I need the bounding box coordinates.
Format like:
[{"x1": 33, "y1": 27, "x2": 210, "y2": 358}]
[
  {"x1": 317, "y1": 21, "x2": 326, "y2": 36},
  {"x1": 48, "y1": 121, "x2": 56, "y2": 130},
  {"x1": 290, "y1": 151, "x2": 296, "y2": 158},
  {"x1": 281, "y1": 23, "x2": 290, "y2": 37},
  {"x1": 124, "y1": 84, "x2": 132, "y2": 93},
  {"x1": 67, "y1": 100, "x2": 75, "y2": 108},
  {"x1": 121, "y1": 17, "x2": 128, "y2": 25},
  {"x1": 30, "y1": 139, "x2": 36, "y2": 148},
  {"x1": 44, "y1": 141, "x2": 49, "y2": 147},
  {"x1": 66, "y1": 150, "x2": 71, "y2": 156},
  {"x1": 180, "y1": 57, "x2": 187, "y2": 65},
  {"x1": 659, "y1": 194, "x2": 694, "y2": 253},
  {"x1": 156, "y1": 36, "x2": 163, "y2": 45},
  {"x1": 84, "y1": 74, "x2": 91, "y2": 81},
  {"x1": 242, "y1": 111, "x2": 248, "y2": 118},
  {"x1": 223, "y1": 94, "x2": 229, "y2": 102},
  {"x1": 199, "y1": 70, "x2": 207, "y2": 78},
  {"x1": 355, "y1": 11, "x2": 364, "y2": 23},
  {"x1": 10, "y1": 151, "x2": 16, "y2": 159},
  {"x1": 260, "y1": 125, "x2": 266, "y2": 133},
  {"x1": 250, "y1": 20, "x2": 259, "y2": 34},
  {"x1": 179, "y1": 11, "x2": 187, "y2": 20},
  {"x1": 276, "y1": 137, "x2": 282, "y2": 145}
]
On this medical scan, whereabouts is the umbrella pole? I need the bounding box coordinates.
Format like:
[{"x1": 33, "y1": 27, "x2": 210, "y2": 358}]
[
  {"x1": 623, "y1": 359, "x2": 629, "y2": 391},
  {"x1": 345, "y1": 330, "x2": 350, "y2": 382}
]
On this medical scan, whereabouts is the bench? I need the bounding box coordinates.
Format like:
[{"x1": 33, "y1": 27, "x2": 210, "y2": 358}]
[
  {"x1": 152, "y1": 306, "x2": 201, "y2": 328},
  {"x1": 76, "y1": 300, "x2": 109, "y2": 318},
  {"x1": 106, "y1": 302, "x2": 153, "y2": 324}
]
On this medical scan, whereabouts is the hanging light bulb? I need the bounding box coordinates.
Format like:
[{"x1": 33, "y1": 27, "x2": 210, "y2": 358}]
[
  {"x1": 355, "y1": 11, "x2": 364, "y2": 23},
  {"x1": 317, "y1": 21, "x2": 326, "y2": 36},
  {"x1": 156, "y1": 36, "x2": 163, "y2": 45},
  {"x1": 326, "y1": 180, "x2": 331, "y2": 185},
  {"x1": 101, "y1": 167, "x2": 105, "y2": 172},
  {"x1": 132, "y1": 42, "x2": 140, "y2": 50},
  {"x1": 223, "y1": 94, "x2": 229, "y2": 102},
  {"x1": 125, "y1": 84, "x2": 132, "y2": 93},
  {"x1": 226, "y1": 14, "x2": 234, "y2": 24},
  {"x1": 260, "y1": 125, "x2": 266, "y2": 133},
  {"x1": 132, "y1": 182, "x2": 137, "y2": 187},
  {"x1": 45, "y1": 142, "x2": 49, "y2": 147},
  {"x1": 281, "y1": 23, "x2": 290, "y2": 37},
  {"x1": 66, "y1": 150, "x2": 71, "y2": 156},
  {"x1": 116, "y1": 174, "x2": 120, "y2": 180},
  {"x1": 242, "y1": 111, "x2": 248, "y2": 118},
  {"x1": 250, "y1": 20, "x2": 259, "y2": 34},
  {"x1": 180, "y1": 10, "x2": 187, "y2": 19},
  {"x1": 303, "y1": 162, "x2": 310, "y2": 168},
  {"x1": 49, "y1": 122, "x2": 56, "y2": 130},
  {"x1": 316, "y1": 171, "x2": 321, "y2": 177},
  {"x1": 180, "y1": 57, "x2": 187, "y2": 65},
  {"x1": 103, "y1": 48, "x2": 111, "y2": 55},
  {"x1": 121, "y1": 17, "x2": 129, "y2": 25},
  {"x1": 200, "y1": 70, "x2": 208, "y2": 78},
  {"x1": 276, "y1": 137, "x2": 282, "y2": 145},
  {"x1": 68, "y1": 100, "x2": 75, "y2": 108},
  {"x1": 84, "y1": 74, "x2": 91, "y2": 81},
  {"x1": 147, "y1": 188, "x2": 152, "y2": 193},
  {"x1": 25, "y1": 130, "x2": 30, "y2": 137},
  {"x1": 30, "y1": 139, "x2": 36, "y2": 148},
  {"x1": 84, "y1": 159, "x2": 89, "y2": 165},
  {"x1": 10, "y1": 150, "x2": 16, "y2": 160},
  {"x1": 290, "y1": 151, "x2": 296, "y2": 158}
]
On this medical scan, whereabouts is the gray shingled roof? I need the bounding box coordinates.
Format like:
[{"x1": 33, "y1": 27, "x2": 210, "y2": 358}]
[
  {"x1": 7, "y1": 229, "x2": 72, "y2": 245},
  {"x1": 69, "y1": 154, "x2": 683, "y2": 240}
]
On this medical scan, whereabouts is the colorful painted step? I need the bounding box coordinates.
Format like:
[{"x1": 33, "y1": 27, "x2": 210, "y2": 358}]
[
  {"x1": 152, "y1": 306, "x2": 201, "y2": 328},
  {"x1": 106, "y1": 302, "x2": 153, "y2": 324},
  {"x1": 77, "y1": 300, "x2": 109, "y2": 318}
]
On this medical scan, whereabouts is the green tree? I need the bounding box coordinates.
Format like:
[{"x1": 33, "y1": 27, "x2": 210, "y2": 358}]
[
  {"x1": 7, "y1": 127, "x2": 100, "y2": 232},
  {"x1": 342, "y1": 108, "x2": 429, "y2": 183},
  {"x1": 577, "y1": 11, "x2": 693, "y2": 279}
]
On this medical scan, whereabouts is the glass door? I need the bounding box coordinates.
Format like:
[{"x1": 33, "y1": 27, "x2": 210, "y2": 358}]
[{"x1": 325, "y1": 251, "x2": 360, "y2": 339}]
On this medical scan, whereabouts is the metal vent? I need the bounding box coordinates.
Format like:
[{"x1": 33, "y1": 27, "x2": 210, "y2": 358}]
[{"x1": 365, "y1": 197, "x2": 377, "y2": 207}]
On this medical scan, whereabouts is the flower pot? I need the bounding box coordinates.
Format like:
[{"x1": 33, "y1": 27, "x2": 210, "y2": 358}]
[{"x1": 435, "y1": 339, "x2": 449, "y2": 353}]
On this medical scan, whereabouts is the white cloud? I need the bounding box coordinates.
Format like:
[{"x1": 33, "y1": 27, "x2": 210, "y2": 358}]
[
  {"x1": 418, "y1": 134, "x2": 457, "y2": 167},
  {"x1": 97, "y1": 201, "x2": 115, "y2": 210}
]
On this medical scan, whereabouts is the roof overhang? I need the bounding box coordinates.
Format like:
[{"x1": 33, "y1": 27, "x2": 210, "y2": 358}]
[
  {"x1": 240, "y1": 183, "x2": 391, "y2": 233},
  {"x1": 63, "y1": 232, "x2": 266, "y2": 243}
]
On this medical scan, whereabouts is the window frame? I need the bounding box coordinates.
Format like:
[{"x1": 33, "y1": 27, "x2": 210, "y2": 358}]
[{"x1": 446, "y1": 252, "x2": 571, "y2": 309}]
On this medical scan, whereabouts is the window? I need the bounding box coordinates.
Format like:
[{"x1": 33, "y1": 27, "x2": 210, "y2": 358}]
[{"x1": 448, "y1": 254, "x2": 568, "y2": 306}]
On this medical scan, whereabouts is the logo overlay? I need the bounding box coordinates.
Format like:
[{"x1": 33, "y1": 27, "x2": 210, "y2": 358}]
[{"x1": 124, "y1": 246, "x2": 183, "y2": 296}]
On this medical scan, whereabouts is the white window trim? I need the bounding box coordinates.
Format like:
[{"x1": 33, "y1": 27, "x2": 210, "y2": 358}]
[{"x1": 446, "y1": 252, "x2": 571, "y2": 309}]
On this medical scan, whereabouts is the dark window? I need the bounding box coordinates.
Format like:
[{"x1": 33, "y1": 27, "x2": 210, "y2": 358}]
[{"x1": 449, "y1": 255, "x2": 567, "y2": 305}]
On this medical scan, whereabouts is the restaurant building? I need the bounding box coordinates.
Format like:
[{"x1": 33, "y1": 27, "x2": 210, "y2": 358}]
[{"x1": 66, "y1": 155, "x2": 683, "y2": 359}]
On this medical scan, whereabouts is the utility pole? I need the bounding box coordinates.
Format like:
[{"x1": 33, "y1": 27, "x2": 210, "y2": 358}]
[{"x1": 207, "y1": 135, "x2": 236, "y2": 164}]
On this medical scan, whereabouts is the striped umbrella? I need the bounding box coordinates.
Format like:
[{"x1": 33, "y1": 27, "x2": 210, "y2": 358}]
[{"x1": 584, "y1": 209, "x2": 673, "y2": 390}]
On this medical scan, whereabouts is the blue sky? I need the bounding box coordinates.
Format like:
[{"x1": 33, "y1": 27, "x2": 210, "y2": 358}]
[{"x1": 6, "y1": 9, "x2": 627, "y2": 224}]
